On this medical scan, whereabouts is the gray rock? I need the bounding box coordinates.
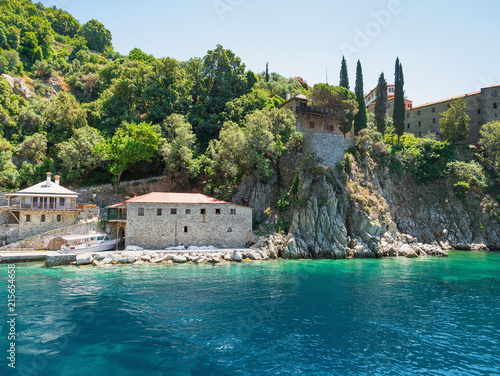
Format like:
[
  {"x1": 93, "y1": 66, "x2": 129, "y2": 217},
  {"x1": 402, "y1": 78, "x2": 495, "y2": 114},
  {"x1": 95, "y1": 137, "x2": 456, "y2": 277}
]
[
  {"x1": 75, "y1": 253, "x2": 93, "y2": 266},
  {"x1": 173, "y1": 256, "x2": 187, "y2": 263},
  {"x1": 232, "y1": 250, "x2": 243, "y2": 262}
]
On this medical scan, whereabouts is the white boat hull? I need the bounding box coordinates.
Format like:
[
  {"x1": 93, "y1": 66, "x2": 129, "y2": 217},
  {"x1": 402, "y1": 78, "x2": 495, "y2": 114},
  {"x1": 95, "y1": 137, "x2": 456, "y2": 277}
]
[{"x1": 60, "y1": 240, "x2": 116, "y2": 254}]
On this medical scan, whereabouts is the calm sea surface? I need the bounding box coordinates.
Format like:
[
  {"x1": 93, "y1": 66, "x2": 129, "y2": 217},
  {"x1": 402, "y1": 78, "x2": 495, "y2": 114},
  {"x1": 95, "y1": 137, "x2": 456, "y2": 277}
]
[{"x1": 1, "y1": 251, "x2": 499, "y2": 376}]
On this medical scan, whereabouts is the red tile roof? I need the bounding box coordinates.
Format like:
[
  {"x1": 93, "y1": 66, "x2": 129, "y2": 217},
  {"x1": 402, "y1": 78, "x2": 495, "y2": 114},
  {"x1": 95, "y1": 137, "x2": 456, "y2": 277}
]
[{"x1": 124, "y1": 192, "x2": 230, "y2": 204}]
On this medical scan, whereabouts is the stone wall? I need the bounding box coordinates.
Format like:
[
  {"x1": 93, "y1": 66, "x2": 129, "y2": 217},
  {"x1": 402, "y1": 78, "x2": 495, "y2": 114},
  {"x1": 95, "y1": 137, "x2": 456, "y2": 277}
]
[
  {"x1": 17, "y1": 210, "x2": 80, "y2": 238},
  {"x1": 0, "y1": 221, "x2": 102, "y2": 251},
  {"x1": 482, "y1": 86, "x2": 500, "y2": 127},
  {"x1": 0, "y1": 225, "x2": 19, "y2": 240},
  {"x1": 126, "y1": 202, "x2": 253, "y2": 249},
  {"x1": 303, "y1": 133, "x2": 355, "y2": 168},
  {"x1": 404, "y1": 87, "x2": 500, "y2": 144}
]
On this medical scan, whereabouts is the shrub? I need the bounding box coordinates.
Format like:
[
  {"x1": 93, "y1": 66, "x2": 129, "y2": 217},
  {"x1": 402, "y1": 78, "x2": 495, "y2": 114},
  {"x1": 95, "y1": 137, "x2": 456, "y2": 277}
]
[{"x1": 446, "y1": 160, "x2": 487, "y2": 189}]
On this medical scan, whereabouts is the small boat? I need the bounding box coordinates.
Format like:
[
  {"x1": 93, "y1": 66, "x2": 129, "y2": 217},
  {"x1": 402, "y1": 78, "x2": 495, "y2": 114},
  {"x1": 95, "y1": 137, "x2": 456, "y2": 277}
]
[{"x1": 59, "y1": 233, "x2": 116, "y2": 253}]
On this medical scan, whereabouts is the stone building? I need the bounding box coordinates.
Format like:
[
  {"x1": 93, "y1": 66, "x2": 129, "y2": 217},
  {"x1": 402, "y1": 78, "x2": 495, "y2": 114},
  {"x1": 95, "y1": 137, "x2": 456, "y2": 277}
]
[
  {"x1": 405, "y1": 85, "x2": 500, "y2": 144},
  {"x1": 365, "y1": 83, "x2": 414, "y2": 118},
  {"x1": 1, "y1": 173, "x2": 84, "y2": 241},
  {"x1": 365, "y1": 83, "x2": 500, "y2": 144},
  {"x1": 279, "y1": 93, "x2": 355, "y2": 167},
  {"x1": 107, "y1": 192, "x2": 253, "y2": 249}
]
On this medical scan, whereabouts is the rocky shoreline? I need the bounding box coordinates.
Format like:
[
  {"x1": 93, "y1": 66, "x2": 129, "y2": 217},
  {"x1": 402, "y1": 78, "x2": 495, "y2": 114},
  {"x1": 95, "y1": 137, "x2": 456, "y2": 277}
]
[{"x1": 38, "y1": 233, "x2": 449, "y2": 267}]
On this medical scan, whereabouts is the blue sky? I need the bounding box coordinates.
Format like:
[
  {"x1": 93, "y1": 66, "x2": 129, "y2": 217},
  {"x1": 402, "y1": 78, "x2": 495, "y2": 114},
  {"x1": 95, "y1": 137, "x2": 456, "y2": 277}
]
[{"x1": 40, "y1": 0, "x2": 499, "y2": 105}]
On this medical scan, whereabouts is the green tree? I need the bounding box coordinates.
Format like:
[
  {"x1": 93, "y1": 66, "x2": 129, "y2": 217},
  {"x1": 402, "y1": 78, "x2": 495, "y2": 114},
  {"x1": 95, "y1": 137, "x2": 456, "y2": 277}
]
[
  {"x1": 393, "y1": 57, "x2": 406, "y2": 146},
  {"x1": 57, "y1": 126, "x2": 105, "y2": 181},
  {"x1": 128, "y1": 48, "x2": 155, "y2": 64},
  {"x1": 439, "y1": 98, "x2": 470, "y2": 142},
  {"x1": 0, "y1": 50, "x2": 21, "y2": 74},
  {"x1": 160, "y1": 114, "x2": 196, "y2": 179},
  {"x1": 27, "y1": 16, "x2": 54, "y2": 59},
  {"x1": 95, "y1": 121, "x2": 160, "y2": 184},
  {"x1": 479, "y1": 121, "x2": 500, "y2": 171},
  {"x1": 79, "y1": 19, "x2": 112, "y2": 52},
  {"x1": 265, "y1": 62, "x2": 269, "y2": 83},
  {"x1": 354, "y1": 60, "x2": 367, "y2": 135},
  {"x1": 204, "y1": 108, "x2": 301, "y2": 199},
  {"x1": 6, "y1": 26, "x2": 21, "y2": 50},
  {"x1": 202, "y1": 44, "x2": 253, "y2": 114},
  {"x1": 223, "y1": 88, "x2": 274, "y2": 124},
  {"x1": 16, "y1": 132, "x2": 47, "y2": 162},
  {"x1": 309, "y1": 84, "x2": 358, "y2": 138},
  {"x1": 339, "y1": 56, "x2": 349, "y2": 89},
  {"x1": 19, "y1": 31, "x2": 43, "y2": 66},
  {"x1": 48, "y1": 9, "x2": 80, "y2": 37},
  {"x1": 0, "y1": 136, "x2": 19, "y2": 189},
  {"x1": 16, "y1": 106, "x2": 44, "y2": 135},
  {"x1": 0, "y1": 23, "x2": 7, "y2": 49},
  {"x1": 142, "y1": 57, "x2": 188, "y2": 124},
  {"x1": 44, "y1": 92, "x2": 87, "y2": 144},
  {"x1": 374, "y1": 72, "x2": 388, "y2": 135}
]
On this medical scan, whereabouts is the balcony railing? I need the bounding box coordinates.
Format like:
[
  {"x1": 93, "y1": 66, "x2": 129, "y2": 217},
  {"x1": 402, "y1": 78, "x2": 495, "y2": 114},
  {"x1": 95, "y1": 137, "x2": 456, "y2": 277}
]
[
  {"x1": 9, "y1": 202, "x2": 78, "y2": 211},
  {"x1": 108, "y1": 212, "x2": 127, "y2": 221}
]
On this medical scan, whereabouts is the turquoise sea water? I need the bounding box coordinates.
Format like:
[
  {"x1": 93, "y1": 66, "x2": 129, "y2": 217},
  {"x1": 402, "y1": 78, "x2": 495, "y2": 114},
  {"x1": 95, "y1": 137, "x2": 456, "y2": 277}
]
[{"x1": 1, "y1": 251, "x2": 500, "y2": 376}]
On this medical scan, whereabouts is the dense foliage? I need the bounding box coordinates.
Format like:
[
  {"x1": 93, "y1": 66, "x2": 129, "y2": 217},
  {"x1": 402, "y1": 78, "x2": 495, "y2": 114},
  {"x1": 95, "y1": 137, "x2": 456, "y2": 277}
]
[{"x1": 0, "y1": 0, "x2": 308, "y2": 195}]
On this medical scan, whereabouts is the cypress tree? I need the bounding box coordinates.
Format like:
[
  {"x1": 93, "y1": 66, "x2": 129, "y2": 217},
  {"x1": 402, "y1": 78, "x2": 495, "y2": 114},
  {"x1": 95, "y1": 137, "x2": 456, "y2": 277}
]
[
  {"x1": 339, "y1": 56, "x2": 349, "y2": 89},
  {"x1": 265, "y1": 62, "x2": 269, "y2": 83},
  {"x1": 393, "y1": 57, "x2": 406, "y2": 146},
  {"x1": 354, "y1": 60, "x2": 367, "y2": 135},
  {"x1": 374, "y1": 72, "x2": 388, "y2": 135}
]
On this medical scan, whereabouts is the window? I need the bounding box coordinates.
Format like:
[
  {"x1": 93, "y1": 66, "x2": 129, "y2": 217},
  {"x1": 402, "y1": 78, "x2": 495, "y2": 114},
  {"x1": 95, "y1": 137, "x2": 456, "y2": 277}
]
[
  {"x1": 387, "y1": 103, "x2": 391, "y2": 109},
  {"x1": 26, "y1": 215, "x2": 30, "y2": 222},
  {"x1": 418, "y1": 132, "x2": 422, "y2": 137},
  {"x1": 447, "y1": 103, "x2": 451, "y2": 109},
  {"x1": 431, "y1": 107, "x2": 435, "y2": 113},
  {"x1": 41, "y1": 215, "x2": 45, "y2": 222},
  {"x1": 407, "y1": 113, "x2": 410, "y2": 119},
  {"x1": 417, "y1": 110, "x2": 421, "y2": 116},
  {"x1": 493, "y1": 90, "x2": 498, "y2": 97},
  {"x1": 201, "y1": 208, "x2": 206, "y2": 215},
  {"x1": 57, "y1": 215, "x2": 61, "y2": 222},
  {"x1": 215, "y1": 209, "x2": 221, "y2": 215},
  {"x1": 230, "y1": 209, "x2": 236, "y2": 215},
  {"x1": 494, "y1": 103, "x2": 497, "y2": 109},
  {"x1": 60, "y1": 198, "x2": 65, "y2": 207},
  {"x1": 478, "y1": 109, "x2": 481, "y2": 115},
  {"x1": 157, "y1": 208, "x2": 162, "y2": 216},
  {"x1": 418, "y1": 121, "x2": 421, "y2": 127},
  {"x1": 185, "y1": 209, "x2": 191, "y2": 215},
  {"x1": 432, "y1": 118, "x2": 436, "y2": 124},
  {"x1": 329, "y1": 124, "x2": 334, "y2": 131},
  {"x1": 407, "y1": 124, "x2": 410, "y2": 129},
  {"x1": 171, "y1": 208, "x2": 177, "y2": 215},
  {"x1": 184, "y1": 226, "x2": 188, "y2": 233},
  {"x1": 138, "y1": 208, "x2": 144, "y2": 216},
  {"x1": 309, "y1": 121, "x2": 315, "y2": 129}
]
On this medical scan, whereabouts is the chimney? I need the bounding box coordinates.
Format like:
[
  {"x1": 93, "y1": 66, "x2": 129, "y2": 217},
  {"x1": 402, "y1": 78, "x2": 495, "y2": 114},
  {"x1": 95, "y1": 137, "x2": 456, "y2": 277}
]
[
  {"x1": 286, "y1": 91, "x2": 291, "y2": 101},
  {"x1": 46, "y1": 172, "x2": 52, "y2": 186},
  {"x1": 55, "y1": 175, "x2": 60, "y2": 186}
]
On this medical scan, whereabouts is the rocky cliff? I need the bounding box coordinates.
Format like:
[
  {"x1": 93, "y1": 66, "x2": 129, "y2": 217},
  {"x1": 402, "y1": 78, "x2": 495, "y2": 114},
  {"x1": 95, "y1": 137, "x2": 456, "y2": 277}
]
[{"x1": 233, "y1": 143, "x2": 500, "y2": 259}]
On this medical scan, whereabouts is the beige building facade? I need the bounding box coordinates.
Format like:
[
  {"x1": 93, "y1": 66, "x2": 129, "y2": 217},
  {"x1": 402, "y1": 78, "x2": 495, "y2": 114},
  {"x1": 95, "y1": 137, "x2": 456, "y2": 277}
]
[
  {"x1": 2, "y1": 173, "x2": 83, "y2": 240},
  {"x1": 365, "y1": 84, "x2": 500, "y2": 144},
  {"x1": 108, "y1": 192, "x2": 253, "y2": 249}
]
